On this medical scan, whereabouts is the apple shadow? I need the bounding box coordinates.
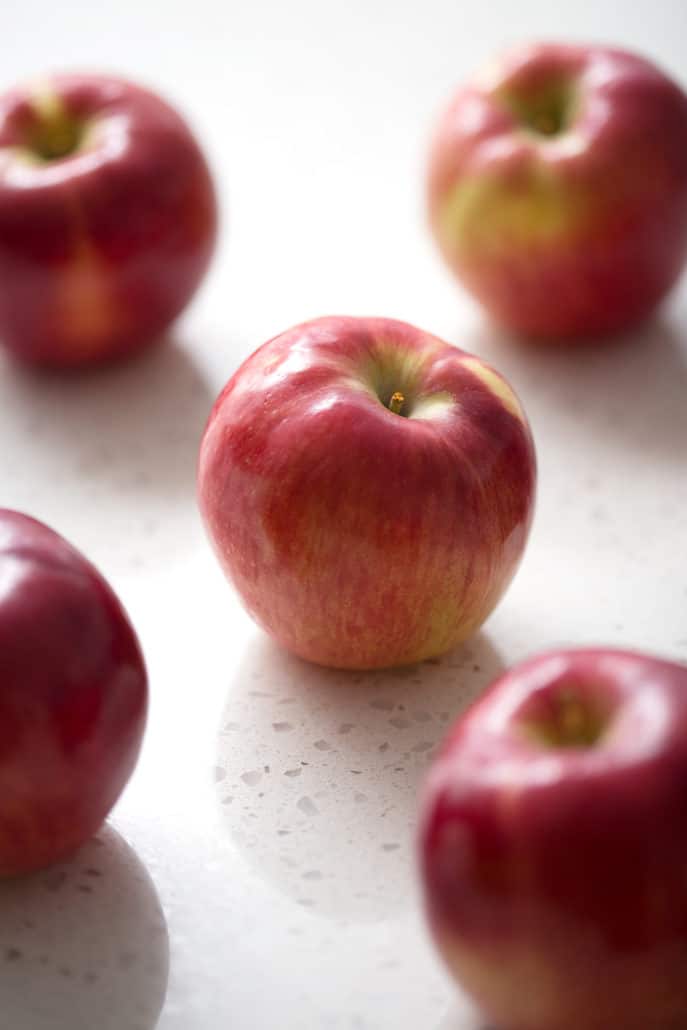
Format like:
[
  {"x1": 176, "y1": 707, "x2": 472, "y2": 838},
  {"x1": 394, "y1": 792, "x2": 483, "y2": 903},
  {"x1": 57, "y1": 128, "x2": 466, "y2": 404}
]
[
  {"x1": 214, "y1": 634, "x2": 503, "y2": 924},
  {"x1": 0, "y1": 336, "x2": 217, "y2": 570},
  {"x1": 0, "y1": 824, "x2": 169, "y2": 1030},
  {"x1": 464, "y1": 317, "x2": 687, "y2": 466},
  {"x1": 435, "y1": 1001, "x2": 493, "y2": 1030}
]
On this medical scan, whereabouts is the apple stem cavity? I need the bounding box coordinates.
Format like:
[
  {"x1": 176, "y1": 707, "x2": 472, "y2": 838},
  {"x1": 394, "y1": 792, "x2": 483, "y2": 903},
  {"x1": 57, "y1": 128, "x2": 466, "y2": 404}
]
[
  {"x1": 501, "y1": 80, "x2": 577, "y2": 138},
  {"x1": 522, "y1": 687, "x2": 610, "y2": 749},
  {"x1": 388, "y1": 390, "x2": 406, "y2": 416}
]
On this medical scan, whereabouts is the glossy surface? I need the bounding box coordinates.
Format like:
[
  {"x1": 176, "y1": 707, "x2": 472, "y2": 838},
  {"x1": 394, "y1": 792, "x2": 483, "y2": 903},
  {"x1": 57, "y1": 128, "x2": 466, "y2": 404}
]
[
  {"x1": 0, "y1": 74, "x2": 217, "y2": 366},
  {"x1": 429, "y1": 44, "x2": 687, "y2": 338},
  {"x1": 420, "y1": 648, "x2": 687, "y2": 1030},
  {"x1": 0, "y1": 510, "x2": 147, "y2": 875},
  {"x1": 198, "y1": 316, "x2": 536, "y2": 668}
]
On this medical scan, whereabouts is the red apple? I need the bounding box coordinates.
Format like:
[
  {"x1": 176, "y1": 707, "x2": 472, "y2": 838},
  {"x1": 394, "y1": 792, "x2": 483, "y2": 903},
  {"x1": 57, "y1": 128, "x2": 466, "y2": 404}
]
[
  {"x1": 428, "y1": 44, "x2": 687, "y2": 339},
  {"x1": 197, "y1": 316, "x2": 536, "y2": 669},
  {"x1": 0, "y1": 510, "x2": 147, "y2": 876},
  {"x1": 0, "y1": 73, "x2": 217, "y2": 367},
  {"x1": 419, "y1": 648, "x2": 687, "y2": 1030}
]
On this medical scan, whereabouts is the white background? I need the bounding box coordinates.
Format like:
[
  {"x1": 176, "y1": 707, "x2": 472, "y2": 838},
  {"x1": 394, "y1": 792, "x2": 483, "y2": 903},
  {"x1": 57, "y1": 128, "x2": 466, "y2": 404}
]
[{"x1": 1, "y1": 1, "x2": 686, "y2": 1028}]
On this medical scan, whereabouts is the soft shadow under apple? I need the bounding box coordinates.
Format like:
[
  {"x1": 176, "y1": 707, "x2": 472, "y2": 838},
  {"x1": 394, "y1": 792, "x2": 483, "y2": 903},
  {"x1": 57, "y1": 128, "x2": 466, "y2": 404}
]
[
  {"x1": 435, "y1": 1000, "x2": 494, "y2": 1030},
  {"x1": 465, "y1": 316, "x2": 687, "y2": 466},
  {"x1": 0, "y1": 336, "x2": 217, "y2": 572},
  {"x1": 0, "y1": 825, "x2": 169, "y2": 1030},
  {"x1": 215, "y1": 634, "x2": 503, "y2": 924}
]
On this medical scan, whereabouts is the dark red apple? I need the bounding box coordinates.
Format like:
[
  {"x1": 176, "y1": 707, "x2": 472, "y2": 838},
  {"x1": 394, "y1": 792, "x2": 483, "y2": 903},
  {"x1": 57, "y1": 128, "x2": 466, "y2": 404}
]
[
  {"x1": 198, "y1": 316, "x2": 536, "y2": 669},
  {"x1": 428, "y1": 44, "x2": 687, "y2": 338},
  {"x1": 0, "y1": 73, "x2": 217, "y2": 367},
  {"x1": 419, "y1": 648, "x2": 687, "y2": 1030},
  {"x1": 0, "y1": 510, "x2": 147, "y2": 876}
]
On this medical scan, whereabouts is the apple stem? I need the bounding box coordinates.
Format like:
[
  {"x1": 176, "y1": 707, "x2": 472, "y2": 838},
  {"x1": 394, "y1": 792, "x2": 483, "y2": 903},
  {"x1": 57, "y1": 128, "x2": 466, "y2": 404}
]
[
  {"x1": 29, "y1": 94, "x2": 83, "y2": 161},
  {"x1": 389, "y1": 391, "x2": 405, "y2": 415},
  {"x1": 532, "y1": 111, "x2": 558, "y2": 136},
  {"x1": 42, "y1": 124, "x2": 79, "y2": 159},
  {"x1": 560, "y1": 695, "x2": 587, "y2": 739}
]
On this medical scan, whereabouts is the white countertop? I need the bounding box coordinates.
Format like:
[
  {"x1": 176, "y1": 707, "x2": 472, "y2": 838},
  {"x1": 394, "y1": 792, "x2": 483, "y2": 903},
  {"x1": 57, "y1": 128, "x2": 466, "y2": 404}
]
[{"x1": 2, "y1": 1, "x2": 686, "y2": 1027}]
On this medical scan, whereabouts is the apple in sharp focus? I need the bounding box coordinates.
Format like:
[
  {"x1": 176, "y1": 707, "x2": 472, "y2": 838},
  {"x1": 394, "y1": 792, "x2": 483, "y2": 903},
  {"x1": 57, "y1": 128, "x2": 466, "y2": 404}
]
[
  {"x1": 197, "y1": 316, "x2": 536, "y2": 670},
  {"x1": 419, "y1": 647, "x2": 687, "y2": 1030},
  {"x1": 0, "y1": 510, "x2": 148, "y2": 876},
  {"x1": 428, "y1": 44, "x2": 687, "y2": 339},
  {"x1": 0, "y1": 73, "x2": 217, "y2": 367}
]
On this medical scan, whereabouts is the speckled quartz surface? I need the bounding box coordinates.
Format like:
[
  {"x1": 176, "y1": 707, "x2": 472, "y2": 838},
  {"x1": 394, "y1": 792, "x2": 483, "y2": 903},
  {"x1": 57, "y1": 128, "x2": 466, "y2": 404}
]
[{"x1": 1, "y1": 2, "x2": 687, "y2": 1028}]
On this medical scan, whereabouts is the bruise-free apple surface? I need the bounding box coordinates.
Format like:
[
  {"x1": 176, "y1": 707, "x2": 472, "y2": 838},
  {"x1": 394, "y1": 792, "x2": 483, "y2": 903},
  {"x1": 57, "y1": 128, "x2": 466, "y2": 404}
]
[
  {"x1": 419, "y1": 648, "x2": 687, "y2": 1030},
  {"x1": 198, "y1": 316, "x2": 536, "y2": 670},
  {"x1": 0, "y1": 510, "x2": 147, "y2": 876},
  {"x1": 429, "y1": 44, "x2": 687, "y2": 338},
  {"x1": 0, "y1": 73, "x2": 217, "y2": 366}
]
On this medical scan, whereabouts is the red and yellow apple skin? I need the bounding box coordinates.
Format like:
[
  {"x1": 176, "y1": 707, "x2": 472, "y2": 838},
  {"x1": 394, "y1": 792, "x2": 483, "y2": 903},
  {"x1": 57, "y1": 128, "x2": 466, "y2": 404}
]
[
  {"x1": 419, "y1": 648, "x2": 687, "y2": 1030},
  {"x1": 198, "y1": 316, "x2": 536, "y2": 670},
  {"x1": 0, "y1": 74, "x2": 217, "y2": 367},
  {"x1": 0, "y1": 510, "x2": 148, "y2": 876},
  {"x1": 428, "y1": 44, "x2": 687, "y2": 339}
]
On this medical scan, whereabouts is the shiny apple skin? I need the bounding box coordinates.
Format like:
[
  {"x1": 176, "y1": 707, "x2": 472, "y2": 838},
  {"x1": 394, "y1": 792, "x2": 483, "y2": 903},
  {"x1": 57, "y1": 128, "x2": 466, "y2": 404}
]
[
  {"x1": 419, "y1": 648, "x2": 687, "y2": 1030},
  {"x1": 0, "y1": 510, "x2": 147, "y2": 876},
  {"x1": 198, "y1": 316, "x2": 536, "y2": 670},
  {"x1": 0, "y1": 73, "x2": 217, "y2": 367},
  {"x1": 429, "y1": 44, "x2": 687, "y2": 339}
]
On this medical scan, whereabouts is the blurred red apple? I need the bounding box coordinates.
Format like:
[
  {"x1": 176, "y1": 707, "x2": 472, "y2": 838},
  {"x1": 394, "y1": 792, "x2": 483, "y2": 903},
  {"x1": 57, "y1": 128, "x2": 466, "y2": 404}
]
[
  {"x1": 198, "y1": 316, "x2": 535, "y2": 669},
  {"x1": 428, "y1": 44, "x2": 687, "y2": 338},
  {"x1": 419, "y1": 648, "x2": 687, "y2": 1030},
  {"x1": 0, "y1": 510, "x2": 147, "y2": 876},
  {"x1": 0, "y1": 73, "x2": 217, "y2": 367}
]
